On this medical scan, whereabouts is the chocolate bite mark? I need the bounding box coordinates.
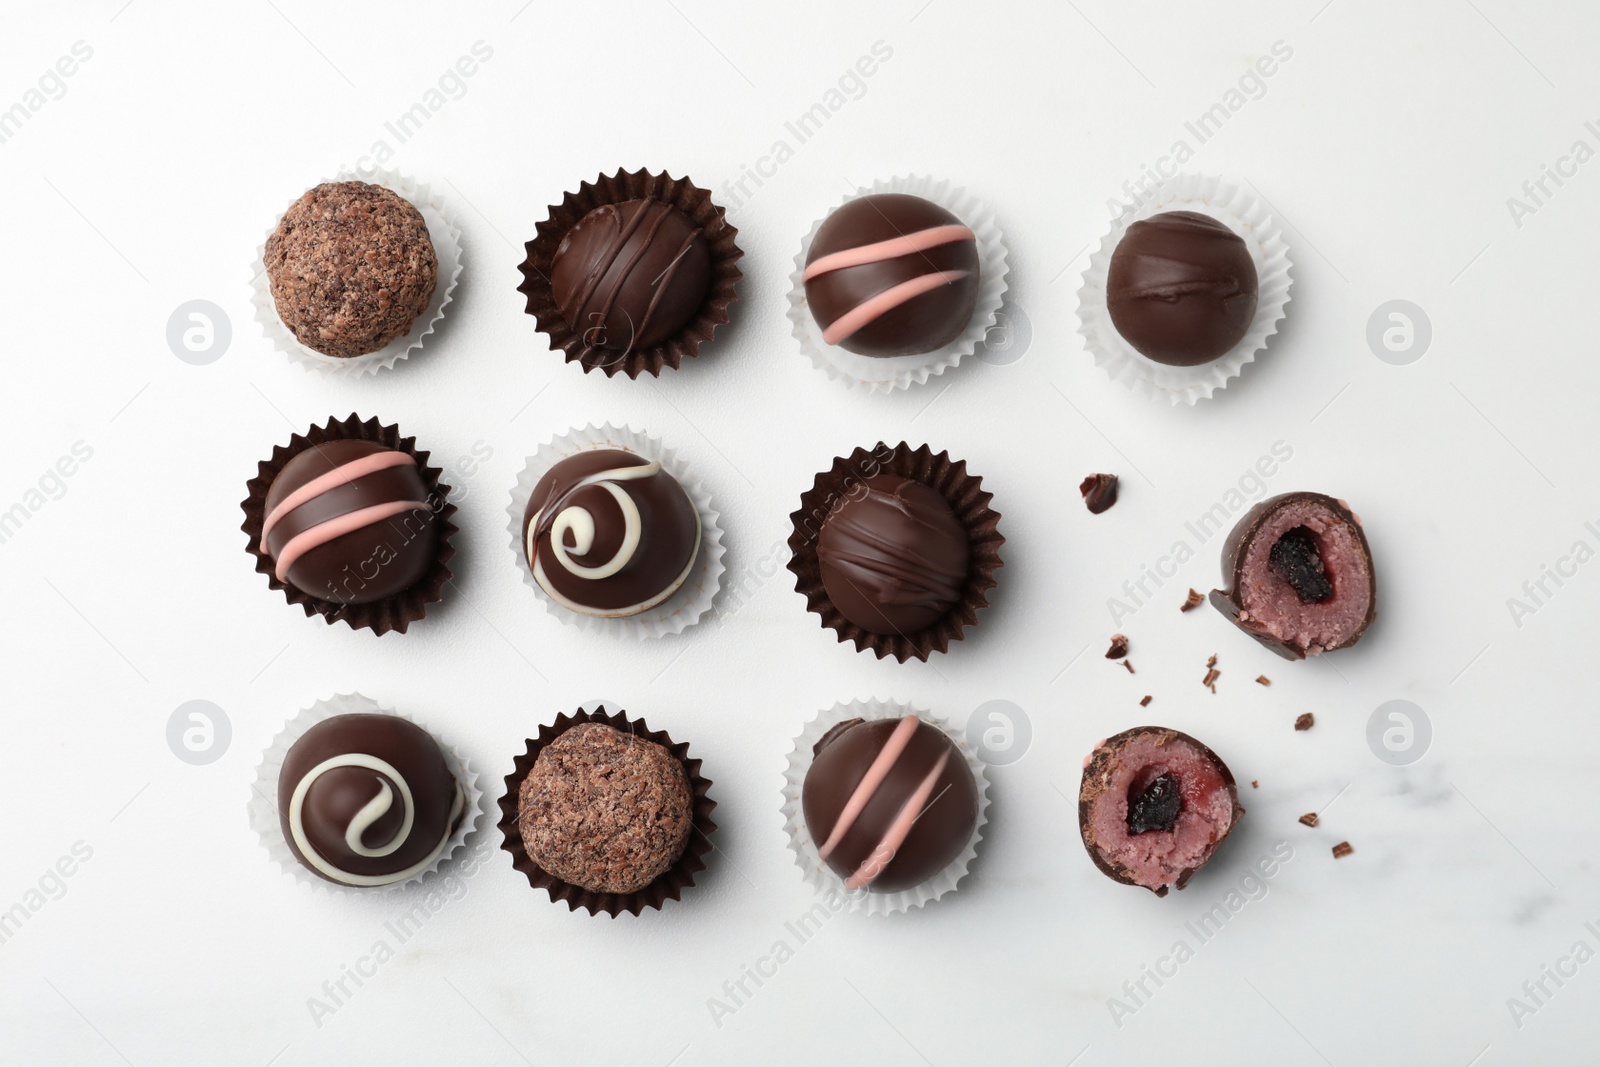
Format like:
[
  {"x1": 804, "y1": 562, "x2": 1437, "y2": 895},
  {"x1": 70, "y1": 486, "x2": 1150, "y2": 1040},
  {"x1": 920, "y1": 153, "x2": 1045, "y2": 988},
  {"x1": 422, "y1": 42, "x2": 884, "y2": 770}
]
[
  {"x1": 1127, "y1": 773, "x2": 1182, "y2": 835},
  {"x1": 1269, "y1": 526, "x2": 1334, "y2": 603}
]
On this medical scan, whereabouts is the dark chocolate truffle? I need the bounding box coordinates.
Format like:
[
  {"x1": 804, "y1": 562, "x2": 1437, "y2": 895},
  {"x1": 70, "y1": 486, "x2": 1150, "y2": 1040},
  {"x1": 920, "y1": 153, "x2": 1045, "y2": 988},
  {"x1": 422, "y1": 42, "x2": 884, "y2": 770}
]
[
  {"x1": 1210, "y1": 491, "x2": 1376, "y2": 659},
  {"x1": 550, "y1": 200, "x2": 711, "y2": 360},
  {"x1": 261, "y1": 439, "x2": 439, "y2": 606},
  {"x1": 278, "y1": 714, "x2": 465, "y2": 887},
  {"x1": 803, "y1": 716, "x2": 978, "y2": 893},
  {"x1": 1106, "y1": 210, "x2": 1258, "y2": 367},
  {"x1": 804, "y1": 193, "x2": 980, "y2": 357},
  {"x1": 522, "y1": 449, "x2": 700, "y2": 618},
  {"x1": 817, "y1": 475, "x2": 970, "y2": 635},
  {"x1": 517, "y1": 722, "x2": 694, "y2": 895},
  {"x1": 1079, "y1": 726, "x2": 1242, "y2": 896},
  {"x1": 265, "y1": 182, "x2": 438, "y2": 359}
]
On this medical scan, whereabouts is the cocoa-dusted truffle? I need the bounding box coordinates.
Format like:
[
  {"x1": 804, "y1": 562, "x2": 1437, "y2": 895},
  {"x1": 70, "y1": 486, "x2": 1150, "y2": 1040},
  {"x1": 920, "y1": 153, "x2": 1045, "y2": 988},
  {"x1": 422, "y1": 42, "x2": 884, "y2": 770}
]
[
  {"x1": 265, "y1": 182, "x2": 438, "y2": 359},
  {"x1": 1209, "y1": 491, "x2": 1377, "y2": 659},
  {"x1": 802, "y1": 716, "x2": 978, "y2": 893},
  {"x1": 517, "y1": 723, "x2": 694, "y2": 894},
  {"x1": 1106, "y1": 210, "x2": 1257, "y2": 367},
  {"x1": 1080, "y1": 726, "x2": 1243, "y2": 896}
]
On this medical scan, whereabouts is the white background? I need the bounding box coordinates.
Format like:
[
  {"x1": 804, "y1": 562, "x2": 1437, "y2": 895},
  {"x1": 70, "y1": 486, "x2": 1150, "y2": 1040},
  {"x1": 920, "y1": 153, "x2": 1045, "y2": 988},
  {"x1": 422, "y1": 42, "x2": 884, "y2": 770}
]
[{"x1": 1, "y1": 1, "x2": 1596, "y2": 1064}]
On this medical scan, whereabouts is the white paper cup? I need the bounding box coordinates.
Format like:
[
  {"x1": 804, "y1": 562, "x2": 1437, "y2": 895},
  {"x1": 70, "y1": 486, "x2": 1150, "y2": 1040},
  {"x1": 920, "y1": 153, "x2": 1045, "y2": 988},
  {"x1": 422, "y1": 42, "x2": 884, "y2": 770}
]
[
  {"x1": 1076, "y1": 173, "x2": 1293, "y2": 405},
  {"x1": 786, "y1": 175, "x2": 1010, "y2": 393},
  {"x1": 506, "y1": 424, "x2": 725, "y2": 640},
  {"x1": 248, "y1": 693, "x2": 485, "y2": 893},
  {"x1": 781, "y1": 698, "x2": 990, "y2": 915},
  {"x1": 250, "y1": 167, "x2": 463, "y2": 377}
]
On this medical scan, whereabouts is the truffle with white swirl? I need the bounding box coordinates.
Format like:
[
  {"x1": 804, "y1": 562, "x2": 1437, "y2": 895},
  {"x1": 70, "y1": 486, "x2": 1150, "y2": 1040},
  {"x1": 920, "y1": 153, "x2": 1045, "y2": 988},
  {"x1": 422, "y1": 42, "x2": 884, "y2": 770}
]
[
  {"x1": 277, "y1": 714, "x2": 465, "y2": 887},
  {"x1": 522, "y1": 449, "x2": 701, "y2": 617}
]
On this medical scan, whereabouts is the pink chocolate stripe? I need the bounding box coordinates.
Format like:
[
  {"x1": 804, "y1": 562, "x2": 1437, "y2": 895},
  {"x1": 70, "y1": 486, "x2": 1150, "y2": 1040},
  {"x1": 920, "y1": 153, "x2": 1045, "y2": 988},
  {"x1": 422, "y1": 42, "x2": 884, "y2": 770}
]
[
  {"x1": 273, "y1": 500, "x2": 430, "y2": 580},
  {"x1": 261, "y1": 451, "x2": 417, "y2": 548},
  {"x1": 821, "y1": 270, "x2": 973, "y2": 346},
  {"x1": 802, "y1": 225, "x2": 975, "y2": 281},
  {"x1": 847, "y1": 750, "x2": 950, "y2": 890},
  {"x1": 817, "y1": 716, "x2": 919, "y2": 859}
]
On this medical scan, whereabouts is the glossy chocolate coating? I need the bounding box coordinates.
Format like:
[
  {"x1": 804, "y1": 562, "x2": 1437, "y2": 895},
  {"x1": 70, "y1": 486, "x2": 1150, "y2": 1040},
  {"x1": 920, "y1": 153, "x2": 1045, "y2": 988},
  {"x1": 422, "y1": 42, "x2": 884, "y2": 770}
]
[
  {"x1": 1209, "y1": 491, "x2": 1377, "y2": 660},
  {"x1": 263, "y1": 440, "x2": 438, "y2": 606},
  {"x1": 817, "y1": 475, "x2": 969, "y2": 635},
  {"x1": 550, "y1": 200, "x2": 711, "y2": 358},
  {"x1": 804, "y1": 193, "x2": 979, "y2": 357},
  {"x1": 278, "y1": 714, "x2": 464, "y2": 887},
  {"x1": 523, "y1": 449, "x2": 700, "y2": 617},
  {"x1": 802, "y1": 717, "x2": 978, "y2": 893},
  {"x1": 1106, "y1": 210, "x2": 1258, "y2": 367}
]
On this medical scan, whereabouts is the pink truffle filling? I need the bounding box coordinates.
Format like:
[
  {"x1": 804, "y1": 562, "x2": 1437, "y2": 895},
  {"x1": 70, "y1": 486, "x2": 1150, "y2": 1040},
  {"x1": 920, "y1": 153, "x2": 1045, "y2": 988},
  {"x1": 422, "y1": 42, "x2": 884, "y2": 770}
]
[
  {"x1": 1089, "y1": 735, "x2": 1234, "y2": 890},
  {"x1": 1237, "y1": 500, "x2": 1370, "y2": 655}
]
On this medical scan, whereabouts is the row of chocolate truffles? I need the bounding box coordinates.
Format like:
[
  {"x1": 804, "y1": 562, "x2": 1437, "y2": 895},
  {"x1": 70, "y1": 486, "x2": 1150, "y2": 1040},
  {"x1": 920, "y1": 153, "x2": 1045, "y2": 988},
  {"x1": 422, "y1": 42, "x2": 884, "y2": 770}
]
[
  {"x1": 241, "y1": 415, "x2": 1375, "y2": 660},
  {"x1": 256, "y1": 169, "x2": 1284, "y2": 400},
  {"x1": 253, "y1": 696, "x2": 1251, "y2": 914}
]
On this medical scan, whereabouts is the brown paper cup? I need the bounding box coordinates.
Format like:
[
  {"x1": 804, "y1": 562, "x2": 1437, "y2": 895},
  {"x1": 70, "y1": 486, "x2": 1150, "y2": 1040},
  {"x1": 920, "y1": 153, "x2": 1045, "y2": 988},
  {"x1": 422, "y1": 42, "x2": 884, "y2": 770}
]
[
  {"x1": 787, "y1": 443, "x2": 1004, "y2": 662},
  {"x1": 497, "y1": 705, "x2": 716, "y2": 917},
  {"x1": 240, "y1": 413, "x2": 457, "y2": 636},
  {"x1": 516, "y1": 167, "x2": 743, "y2": 378}
]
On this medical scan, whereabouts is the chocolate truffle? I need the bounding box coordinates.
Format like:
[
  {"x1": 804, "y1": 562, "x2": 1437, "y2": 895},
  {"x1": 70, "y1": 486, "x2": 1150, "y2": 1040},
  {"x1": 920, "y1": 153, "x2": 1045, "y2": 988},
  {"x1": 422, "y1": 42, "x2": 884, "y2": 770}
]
[
  {"x1": 803, "y1": 716, "x2": 978, "y2": 893},
  {"x1": 1106, "y1": 210, "x2": 1257, "y2": 367},
  {"x1": 804, "y1": 193, "x2": 980, "y2": 357},
  {"x1": 261, "y1": 440, "x2": 438, "y2": 606},
  {"x1": 517, "y1": 722, "x2": 694, "y2": 895},
  {"x1": 1079, "y1": 727, "x2": 1243, "y2": 896},
  {"x1": 817, "y1": 475, "x2": 970, "y2": 635},
  {"x1": 550, "y1": 200, "x2": 711, "y2": 360},
  {"x1": 265, "y1": 182, "x2": 437, "y2": 359},
  {"x1": 522, "y1": 449, "x2": 700, "y2": 617},
  {"x1": 278, "y1": 714, "x2": 465, "y2": 887},
  {"x1": 1209, "y1": 492, "x2": 1376, "y2": 659}
]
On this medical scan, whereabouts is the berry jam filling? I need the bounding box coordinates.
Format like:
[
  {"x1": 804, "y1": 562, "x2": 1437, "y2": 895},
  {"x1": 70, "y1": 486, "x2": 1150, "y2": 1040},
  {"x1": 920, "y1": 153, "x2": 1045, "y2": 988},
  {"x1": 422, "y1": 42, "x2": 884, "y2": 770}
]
[
  {"x1": 1269, "y1": 526, "x2": 1333, "y2": 603},
  {"x1": 1126, "y1": 773, "x2": 1183, "y2": 835}
]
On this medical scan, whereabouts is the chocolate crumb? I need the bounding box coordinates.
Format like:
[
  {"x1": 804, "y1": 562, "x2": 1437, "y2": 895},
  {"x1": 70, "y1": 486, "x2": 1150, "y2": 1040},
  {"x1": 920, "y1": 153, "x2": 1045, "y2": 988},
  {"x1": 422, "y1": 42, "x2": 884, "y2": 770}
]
[
  {"x1": 1332, "y1": 841, "x2": 1354, "y2": 859},
  {"x1": 1202, "y1": 667, "x2": 1220, "y2": 692},
  {"x1": 1250, "y1": 780, "x2": 1259, "y2": 789},
  {"x1": 1139, "y1": 695, "x2": 1152, "y2": 707},
  {"x1": 1256, "y1": 675, "x2": 1271, "y2": 687},
  {"x1": 1181, "y1": 588, "x2": 1204, "y2": 612},
  {"x1": 1295, "y1": 713, "x2": 1314, "y2": 731},
  {"x1": 1122, "y1": 659, "x2": 1136, "y2": 675},
  {"x1": 1299, "y1": 812, "x2": 1319, "y2": 827},
  {"x1": 1105, "y1": 634, "x2": 1129, "y2": 659},
  {"x1": 1079, "y1": 473, "x2": 1119, "y2": 514},
  {"x1": 1206, "y1": 654, "x2": 1218, "y2": 669}
]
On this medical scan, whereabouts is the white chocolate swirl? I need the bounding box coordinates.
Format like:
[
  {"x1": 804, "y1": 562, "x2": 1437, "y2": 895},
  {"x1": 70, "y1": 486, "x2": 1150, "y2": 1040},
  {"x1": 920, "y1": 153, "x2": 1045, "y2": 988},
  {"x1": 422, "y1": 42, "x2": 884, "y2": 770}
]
[
  {"x1": 287, "y1": 754, "x2": 463, "y2": 887},
  {"x1": 527, "y1": 461, "x2": 661, "y2": 581}
]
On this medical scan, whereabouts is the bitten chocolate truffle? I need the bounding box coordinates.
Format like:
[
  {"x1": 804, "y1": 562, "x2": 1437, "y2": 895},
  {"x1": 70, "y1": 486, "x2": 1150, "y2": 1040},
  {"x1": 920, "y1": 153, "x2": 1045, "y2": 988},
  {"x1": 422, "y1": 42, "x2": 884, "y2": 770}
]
[
  {"x1": 550, "y1": 200, "x2": 711, "y2": 360},
  {"x1": 1106, "y1": 210, "x2": 1257, "y2": 367},
  {"x1": 1209, "y1": 491, "x2": 1377, "y2": 659},
  {"x1": 817, "y1": 475, "x2": 970, "y2": 635},
  {"x1": 517, "y1": 723, "x2": 694, "y2": 895},
  {"x1": 802, "y1": 716, "x2": 978, "y2": 893},
  {"x1": 262, "y1": 440, "x2": 438, "y2": 606},
  {"x1": 522, "y1": 449, "x2": 700, "y2": 618},
  {"x1": 278, "y1": 714, "x2": 465, "y2": 887},
  {"x1": 804, "y1": 193, "x2": 979, "y2": 357},
  {"x1": 265, "y1": 182, "x2": 437, "y2": 359},
  {"x1": 1079, "y1": 726, "x2": 1242, "y2": 896}
]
